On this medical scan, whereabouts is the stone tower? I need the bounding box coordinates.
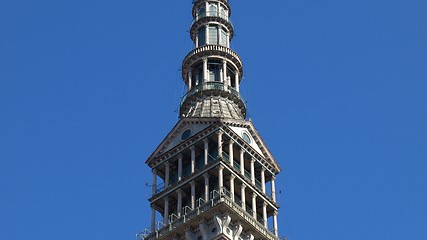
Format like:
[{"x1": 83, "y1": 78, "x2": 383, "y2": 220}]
[{"x1": 138, "y1": 1, "x2": 282, "y2": 239}]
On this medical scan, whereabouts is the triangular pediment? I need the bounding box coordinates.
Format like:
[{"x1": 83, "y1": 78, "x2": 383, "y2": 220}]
[
  {"x1": 222, "y1": 119, "x2": 282, "y2": 173},
  {"x1": 146, "y1": 118, "x2": 218, "y2": 166}
]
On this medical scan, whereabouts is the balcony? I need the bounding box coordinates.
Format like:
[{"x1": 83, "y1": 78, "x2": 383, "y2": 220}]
[
  {"x1": 180, "y1": 81, "x2": 246, "y2": 109},
  {"x1": 190, "y1": 10, "x2": 234, "y2": 42},
  {"x1": 138, "y1": 188, "x2": 278, "y2": 240}
]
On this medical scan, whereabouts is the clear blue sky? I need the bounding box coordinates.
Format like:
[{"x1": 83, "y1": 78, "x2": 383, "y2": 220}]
[{"x1": 1, "y1": 0, "x2": 426, "y2": 239}]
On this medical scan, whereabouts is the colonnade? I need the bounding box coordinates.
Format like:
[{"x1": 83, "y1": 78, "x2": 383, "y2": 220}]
[{"x1": 149, "y1": 131, "x2": 279, "y2": 237}]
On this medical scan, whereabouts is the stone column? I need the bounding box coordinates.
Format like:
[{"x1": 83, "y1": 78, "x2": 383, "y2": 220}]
[
  {"x1": 165, "y1": 162, "x2": 170, "y2": 189},
  {"x1": 219, "y1": 165, "x2": 224, "y2": 192},
  {"x1": 152, "y1": 169, "x2": 157, "y2": 195},
  {"x1": 222, "y1": 60, "x2": 227, "y2": 85},
  {"x1": 178, "y1": 154, "x2": 183, "y2": 181},
  {"x1": 235, "y1": 72, "x2": 239, "y2": 92},
  {"x1": 177, "y1": 189, "x2": 183, "y2": 217},
  {"x1": 261, "y1": 168, "x2": 266, "y2": 194},
  {"x1": 204, "y1": 138, "x2": 209, "y2": 165},
  {"x1": 250, "y1": 158, "x2": 255, "y2": 185},
  {"x1": 204, "y1": 173, "x2": 210, "y2": 201},
  {"x1": 163, "y1": 196, "x2": 169, "y2": 226},
  {"x1": 241, "y1": 183, "x2": 246, "y2": 211},
  {"x1": 203, "y1": 58, "x2": 208, "y2": 82},
  {"x1": 188, "y1": 68, "x2": 192, "y2": 90},
  {"x1": 150, "y1": 204, "x2": 156, "y2": 232},
  {"x1": 252, "y1": 193, "x2": 257, "y2": 220},
  {"x1": 271, "y1": 175, "x2": 277, "y2": 202},
  {"x1": 218, "y1": 131, "x2": 223, "y2": 159},
  {"x1": 240, "y1": 149, "x2": 245, "y2": 175},
  {"x1": 228, "y1": 140, "x2": 234, "y2": 166},
  {"x1": 230, "y1": 175, "x2": 235, "y2": 201},
  {"x1": 191, "y1": 146, "x2": 196, "y2": 174},
  {"x1": 273, "y1": 210, "x2": 279, "y2": 237},
  {"x1": 263, "y1": 202, "x2": 268, "y2": 228},
  {"x1": 191, "y1": 181, "x2": 196, "y2": 209},
  {"x1": 195, "y1": 34, "x2": 199, "y2": 48},
  {"x1": 226, "y1": 33, "x2": 230, "y2": 48},
  {"x1": 205, "y1": 24, "x2": 209, "y2": 45}
]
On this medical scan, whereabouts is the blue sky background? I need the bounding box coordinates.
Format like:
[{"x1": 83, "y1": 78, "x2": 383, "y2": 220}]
[{"x1": 1, "y1": 0, "x2": 426, "y2": 239}]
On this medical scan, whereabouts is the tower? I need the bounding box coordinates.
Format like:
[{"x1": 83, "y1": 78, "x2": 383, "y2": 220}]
[{"x1": 138, "y1": 1, "x2": 282, "y2": 239}]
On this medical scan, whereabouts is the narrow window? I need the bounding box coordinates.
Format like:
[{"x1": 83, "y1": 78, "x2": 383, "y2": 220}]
[
  {"x1": 220, "y1": 29, "x2": 227, "y2": 46},
  {"x1": 209, "y1": 26, "x2": 218, "y2": 45},
  {"x1": 198, "y1": 27, "x2": 206, "y2": 46}
]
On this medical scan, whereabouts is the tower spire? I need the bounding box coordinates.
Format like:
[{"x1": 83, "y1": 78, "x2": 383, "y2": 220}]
[
  {"x1": 180, "y1": 0, "x2": 246, "y2": 119},
  {"x1": 139, "y1": 1, "x2": 283, "y2": 240}
]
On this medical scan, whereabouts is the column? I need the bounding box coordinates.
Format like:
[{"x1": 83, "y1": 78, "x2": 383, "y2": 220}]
[
  {"x1": 152, "y1": 169, "x2": 157, "y2": 195},
  {"x1": 219, "y1": 165, "x2": 224, "y2": 192},
  {"x1": 263, "y1": 202, "x2": 268, "y2": 228},
  {"x1": 218, "y1": 131, "x2": 223, "y2": 159},
  {"x1": 195, "y1": 34, "x2": 199, "y2": 48},
  {"x1": 177, "y1": 189, "x2": 183, "y2": 217},
  {"x1": 271, "y1": 175, "x2": 277, "y2": 202},
  {"x1": 191, "y1": 146, "x2": 196, "y2": 174},
  {"x1": 250, "y1": 158, "x2": 255, "y2": 185},
  {"x1": 222, "y1": 60, "x2": 227, "y2": 85},
  {"x1": 163, "y1": 196, "x2": 169, "y2": 226},
  {"x1": 165, "y1": 162, "x2": 170, "y2": 188},
  {"x1": 228, "y1": 140, "x2": 234, "y2": 166},
  {"x1": 203, "y1": 58, "x2": 208, "y2": 82},
  {"x1": 188, "y1": 68, "x2": 192, "y2": 90},
  {"x1": 204, "y1": 173, "x2": 210, "y2": 201},
  {"x1": 226, "y1": 33, "x2": 230, "y2": 48},
  {"x1": 150, "y1": 204, "x2": 156, "y2": 232},
  {"x1": 273, "y1": 210, "x2": 279, "y2": 237},
  {"x1": 178, "y1": 154, "x2": 183, "y2": 181},
  {"x1": 261, "y1": 168, "x2": 266, "y2": 194},
  {"x1": 191, "y1": 181, "x2": 196, "y2": 209},
  {"x1": 240, "y1": 149, "x2": 245, "y2": 175},
  {"x1": 252, "y1": 193, "x2": 257, "y2": 220},
  {"x1": 205, "y1": 24, "x2": 209, "y2": 45},
  {"x1": 230, "y1": 175, "x2": 235, "y2": 201},
  {"x1": 235, "y1": 72, "x2": 239, "y2": 92},
  {"x1": 204, "y1": 138, "x2": 209, "y2": 165},
  {"x1": 241, "y1": 183, "x2": 246, "y2": 211}
]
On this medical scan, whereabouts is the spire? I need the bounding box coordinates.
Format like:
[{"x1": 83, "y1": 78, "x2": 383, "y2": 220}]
[{"x1": 180, "y1": 0, "x2": 246, "y2": 119}]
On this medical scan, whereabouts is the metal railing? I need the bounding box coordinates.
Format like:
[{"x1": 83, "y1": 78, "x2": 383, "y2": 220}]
[
  {"x1": 180, "y1": 82, "x2": 244, "y2": 107},
  {"x1": 141, "y1": 187, "x2": 278, "y2": 240}
]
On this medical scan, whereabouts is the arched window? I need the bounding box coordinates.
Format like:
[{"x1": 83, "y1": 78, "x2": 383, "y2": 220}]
[{"x1": 208, "y1": 4, "x2": 217, "y2": 16}]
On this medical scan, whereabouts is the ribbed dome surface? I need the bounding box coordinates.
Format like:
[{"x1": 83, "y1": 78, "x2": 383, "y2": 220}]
[{"x1": 182, "y1": 96, "x2": 244, "y2": 119}]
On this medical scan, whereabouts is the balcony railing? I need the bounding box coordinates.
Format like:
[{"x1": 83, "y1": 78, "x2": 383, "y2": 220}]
[
  {"x1": 140, "y1": 188, "x2": 278, "y2": 240},
  {"x1": 180, "y1": 82, "x2": 245, "y2": 108},
  {"x1": 191, "y1": 11, "x2": 232, "y2": 28}
]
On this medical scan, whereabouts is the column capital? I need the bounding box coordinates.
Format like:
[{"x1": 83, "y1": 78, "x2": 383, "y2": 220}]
[
  {"x1": 219, "y1": 165, "x2": 225, "y2": 170},
  {"x1": 190, "y1": 145, "x2": 196, "y2": 151},
  {"x1": 203, "y1": 173, "x2": 210, "y2": 179},
  {"x1": 274, "y1": 210, "x2": 279, "y2": 215},
  {"x1": 190, "y1": 180, "x2": 196, "y2": 186},
  {"x1": 203, "y1": 138, "x2": 209, "y2": 144},
  {"x1": 178, "y1": 153, "x2": 183, "y2": 159},
  {"x1": 230, "y1": 174, "x2": 235, "y2": 180},
  {"x1": 152, "y1": 169, "x2": 157, "y2": 174},
  {"x1": 217, "y1": 129, "x2": 223, "y2": 135},
  {"x1": 271, "y1": 174, "x2": 276, "y2": 180},
  {"x1": 165, "y1": 161, "x2": 170, "y2": 167},
  {"x1": 202, "y1": 57, "x2": 208, "y2": 62},
  {"x1": 251, "y1": 158, "x2": 256, "y2": 163},
  {"x1": 263, "y1": 202, "x2": 267, "y2": 207},
  {"x1": 252, "y1": 193, "x2": 257, "y2": 198},
  {"x1": 176, "y1": 188, "x2": 183, "y2": 194},
  {"x1": 241, "y1": 183, "x2": 246, "y2": 189}
]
